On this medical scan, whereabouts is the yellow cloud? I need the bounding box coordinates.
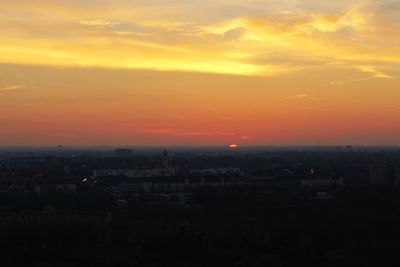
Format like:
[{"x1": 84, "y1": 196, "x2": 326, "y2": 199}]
[
  {"x1": 358, "y1": 66, "x2": 394, "y2": 79},
  {"x1": 0, "y1": 85, "x2": 26, "y2": 91},
  {"x1": 78, "y1": 19, "x2": 120, "y2": 28},
  {"x1": 0, "y1": 0, "x2": 399, "y2": 77}
]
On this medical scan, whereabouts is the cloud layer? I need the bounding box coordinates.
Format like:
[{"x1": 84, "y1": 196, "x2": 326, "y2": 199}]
[{"x1": 0, "y1": 0, "x2": 399, "y2": 77}]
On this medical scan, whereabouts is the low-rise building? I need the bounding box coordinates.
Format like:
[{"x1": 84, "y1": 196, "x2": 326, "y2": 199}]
[
  {"x1": 34, "y1": 175, "x2": 81, "y2": 194},
  {"x1": 93, "y1": 168, "x2": 176, "y2": 178}
]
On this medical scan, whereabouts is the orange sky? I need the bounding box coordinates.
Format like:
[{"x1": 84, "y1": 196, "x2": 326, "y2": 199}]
[{"x1": 0, "y1": 0, "x2": 399, "y2": 146}]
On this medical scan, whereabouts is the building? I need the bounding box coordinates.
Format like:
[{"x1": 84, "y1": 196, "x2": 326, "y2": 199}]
[
  {"x1": 369, "y1": 164, "x2": 395, "y2": 185},
  {"x1": 190, "y1": 168, "x2": 242, "y2": 176},
  {"x1": 93, "y1": 168, "x2": 176, "y2": 178},
  {"x1": 94, "y1": 169, "x2": 133, "y2": 178},
  {"x1": 34, "y1": 175, "x2": 80, "y2": 194},
  {"x1": 345, "y1": 145, "x2": 353, "y2": 152},
  {"x1": 394, "y1": 167, "x2": 400, "y2": 186},
  {"x1": 300, "y1": 178, "x2": 344, "y2": 187},
  {"x1": 162, "y1": 150, "x2": 170, "y2": 168},
  {"x1": 115, "y1": 148, "x2": 133, "y2": 157}
]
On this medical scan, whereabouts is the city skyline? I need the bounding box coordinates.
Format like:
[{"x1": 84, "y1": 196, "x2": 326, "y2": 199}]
[{"x1": 1, "y1": 0, "x2": 399, "y2": 146}]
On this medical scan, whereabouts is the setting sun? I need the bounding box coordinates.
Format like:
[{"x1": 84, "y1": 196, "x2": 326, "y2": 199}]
[{"x1": 230, "y1": 144, "x2": 238, "y2": 150}]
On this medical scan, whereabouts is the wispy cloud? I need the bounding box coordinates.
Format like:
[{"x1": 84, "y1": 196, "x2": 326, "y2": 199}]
[
  {"x1": 0, "y1": 85, "x2": 26, "y2": 91},
  {"x1": 240, "y1": 135, "x2": 251, "y2": 140},
  {"x1": 219, "y1": 132, "x2": 237, "y2": 136},
  {"x1": 141, "y1": 128, "x2": 177, "y2": 134},
  {"x1": 78, "y1": 19, "x2": 120, "y2": 28},
  {"x1": 286, "y1": 94, "x2": 315, "y2": 100},
  {"x1": 357, "y1": 66, "x2": 394, "y2": 79},
  {"x1": 141, "y1": 128, "x2": 251, "y2": 140},
  {"x1": 141, "y1": 128, "x2": 211, "y2": 137},
  {"x1": 330, "y1": 65, "x2": 395, "y2": 85},
  {"x1": 330, "y1": 78, "x2": 370, "y2": 86}
]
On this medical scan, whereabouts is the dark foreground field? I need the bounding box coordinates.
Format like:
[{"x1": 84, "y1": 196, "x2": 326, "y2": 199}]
[{"x1": 1, "y1": 187, "x2": 400, "y2": 266}]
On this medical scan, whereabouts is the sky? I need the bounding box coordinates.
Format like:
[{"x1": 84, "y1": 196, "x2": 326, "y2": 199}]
[{"x1": 0, "y1": 0, "x2": 399, "y2": 146}]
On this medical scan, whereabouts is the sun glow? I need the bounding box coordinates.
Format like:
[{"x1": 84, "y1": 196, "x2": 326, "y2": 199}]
[
  {"x1": 229, "y1": 144, "x2": 239, "y2": 150},
  {"x1": 0, "y1": 0, "x2": 399, "y2": 146}
]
